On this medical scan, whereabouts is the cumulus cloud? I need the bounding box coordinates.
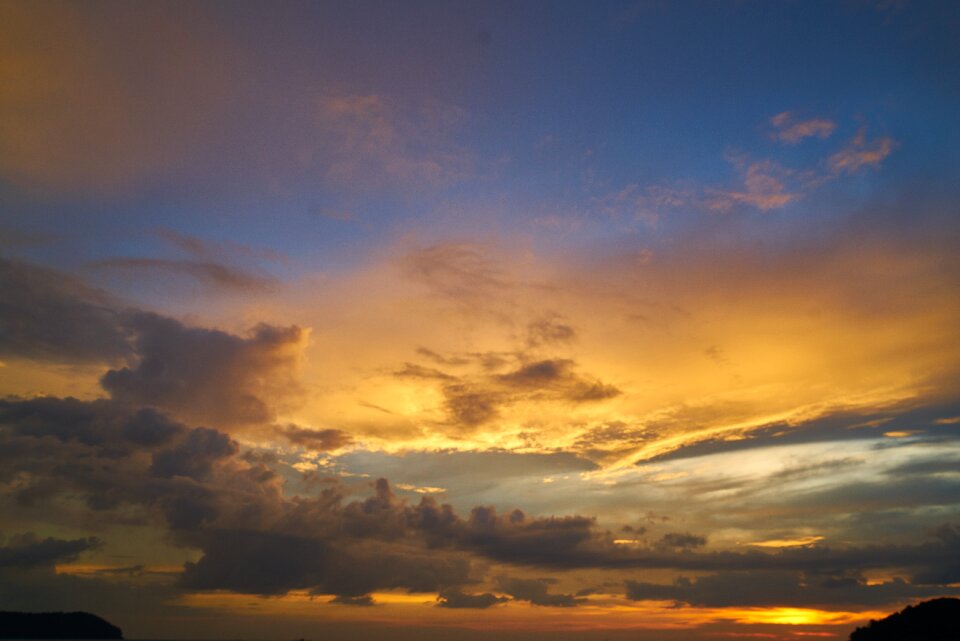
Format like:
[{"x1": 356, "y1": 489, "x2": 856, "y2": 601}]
[
  {"x1": 1, "y1": 258, "x2": 308, "y2": 430},
  {"x1": 101, "y1": 313, "x2": 307, "y2": 428}
]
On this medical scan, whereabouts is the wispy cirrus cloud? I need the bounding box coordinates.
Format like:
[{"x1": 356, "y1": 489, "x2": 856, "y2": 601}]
[
  {"x1": 829, "y1": 129, "x2": 898, "y2": 174},
  {"x1": 706, "y1": 159, "x2": 801, "y2": 212},
  {"x1": 769, "y1": 112, "x2": 837, "y2": 144},
  {"x1": 315, "y1": 93, "x2": 475, "y2": 190},
  {"x1": 87, "y1": 257, "x2": 276, "y2": 291}
]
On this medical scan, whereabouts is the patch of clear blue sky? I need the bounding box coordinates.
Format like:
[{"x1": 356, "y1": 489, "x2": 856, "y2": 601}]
[{"x1": 2, "y1": 0, "x2": 958, "y2": 275}]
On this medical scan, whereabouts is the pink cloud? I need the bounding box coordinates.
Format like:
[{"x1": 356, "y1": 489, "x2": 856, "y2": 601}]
[
  {"x1": 770, "y1": 112, "x2": 837, "y2": 144},
  {"x1": 828, "y1": 129, "x2": 897, "y2": 174}
]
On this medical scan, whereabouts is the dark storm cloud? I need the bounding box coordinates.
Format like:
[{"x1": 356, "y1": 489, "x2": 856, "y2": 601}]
[
  {"x1": 496, "y1": 577, "x2": 584, "y2": 607},
  {"x1": 280, "y1": 425, "x2": 354, "y2": 451},
  {"x1": 102, "y1": 312, "x2": 305, "y2": 427},
  {"x1": 436, "y1": 589, "x2": 507, "y2": 609},
  {"x1": 0, "y1": 533, "x2": 100, "y2": 568},
  {"x1": 0, "y1": 256, "x2": 130, "y2": 363}
]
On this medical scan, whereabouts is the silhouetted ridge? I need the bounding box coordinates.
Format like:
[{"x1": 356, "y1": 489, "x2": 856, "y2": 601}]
[
  {"x1": 0, "y1": 611, "x2": 123, "y2": 639},
  {"x1": 849, "y1": 598, "x2": 960, "y2": 641}
]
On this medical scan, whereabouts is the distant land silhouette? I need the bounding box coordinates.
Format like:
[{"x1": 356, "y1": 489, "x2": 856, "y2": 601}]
[
  {"x1": 849, "y1": 598, "x2": 960, "y2": 641},
  {"x1": 0, "y1": 611, "x2": 123, "y2": 639}
]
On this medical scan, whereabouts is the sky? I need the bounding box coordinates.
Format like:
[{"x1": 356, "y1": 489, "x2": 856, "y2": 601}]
[{"x1": 1, "y1": 1, "x2": 959, "y2": 639}]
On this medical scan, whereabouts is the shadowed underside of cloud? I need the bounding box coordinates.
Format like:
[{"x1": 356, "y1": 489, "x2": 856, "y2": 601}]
[{"x1": 0, "y1": 533, "x2": 100, "y2": 568}]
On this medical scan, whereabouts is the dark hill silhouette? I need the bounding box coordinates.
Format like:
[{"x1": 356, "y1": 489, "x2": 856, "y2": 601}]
[
  {"x1": 0, "y1": 611, "x2": 123, "y2": 639},
  {"x1": 849, "y1": 598, "x2": 960, "y2": 641}
]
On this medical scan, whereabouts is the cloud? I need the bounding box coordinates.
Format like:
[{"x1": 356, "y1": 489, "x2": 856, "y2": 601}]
[
  {"x1": 0, "y1": 533, "x2": 100, "y2": 568},
  {"x1": 399, "y1": 242, "x2": 511, "y2": 308},
  {"x1": 1, "y1": 257, "x2": 309, "y2": 430},
  {"x1": 769, "y1": 112, "x2": 837, "y2": 144},
  {"x1": 315, "y1": 93, "x2": 474, "y2": 190},
  {"x1": 331, "y1": 594, "x2": 375, "y2": 606},
  {"x1": 0, "y1": 257, "x2": 130, "y2": 364},
  {"x1": 395, "y1": 350, "x2": 620, "y2": 431},
  {"x1": 280, "y1": 425, "x2": 354, "y2": 451},
  {"x1": 526, "y1": 316, "x2": 576, "y2": 347},
  {"x1": 707, "y1": 160, "x2": 800, "y2": 212},
  {"x1": 593, "y1": 183, "x2": 694, "y2": 225},
  {"x1": 87, "y1": 258, "x2": 275, "y2": 291},
  {"x1": 829, "y1": 130, "x2": 897, "y2": 174},
  {"x1": 655, "y1": 532, "x2": 707, "y2": 550},
  {"x1": 624, "y1": 571, "x2": 936, "y2": 608},
  {"x1": 437, "y1": 589, "x2": 508, "y2": 609},
  {"x1": 496, "y1": 359, "x2": 620, "y2": 402},
  {"x1": 179, "y1": 529, "x2": 473, "y2": 598},
  {"x1": 150, "y1": 428, "x2": 238, "y2": 481},
  {"x1": 3, "y1": 395, "x2": 960, "y2": 609},
  {"x1": 101, "y1": 312, "x2": 307, "y2": 428},
  {"x1": 496, "y1": 577, "x2": 585, "y2": 607}
]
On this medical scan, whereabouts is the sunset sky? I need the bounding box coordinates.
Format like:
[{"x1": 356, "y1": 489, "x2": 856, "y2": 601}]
[{"x1": 1, "y1": 1, "x2": 960, "y2": 640}]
